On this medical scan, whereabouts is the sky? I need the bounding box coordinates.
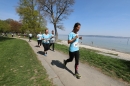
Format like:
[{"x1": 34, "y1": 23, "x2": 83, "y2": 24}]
[{"x1": 0, "y1": 0, "x2": 130, "y2": 37}]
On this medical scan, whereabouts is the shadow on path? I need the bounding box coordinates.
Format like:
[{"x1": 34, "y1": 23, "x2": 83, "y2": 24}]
[
  {"x1": 51, "y1": 60, "x2": 75, "y2": 76},
  {"x1": 37, "y1": 51, "x2": 45, "y2": 55}
]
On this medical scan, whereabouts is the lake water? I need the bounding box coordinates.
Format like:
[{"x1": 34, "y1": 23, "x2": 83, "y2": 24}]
[{"x1": 58, "y1": 35, "x2": 130, "y2": 53}]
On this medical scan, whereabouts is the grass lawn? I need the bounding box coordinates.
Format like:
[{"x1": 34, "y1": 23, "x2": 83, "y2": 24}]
[
  {"x1": 0, "y1": 37, "x2": 53, "y2": 86},
  {"x1": 55, "y1": 43, "x2": 130, "y2": 84}
]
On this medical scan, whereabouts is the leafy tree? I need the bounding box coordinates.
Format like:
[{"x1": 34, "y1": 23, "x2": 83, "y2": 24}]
[
  {"x1": 0, "y1": 20, "x2": 10, "y2": 32},
  {"x1": 10, "y1": 20, "x2": 22, "y2": 33},
  {"x1": 16, "y1": 0, "x2": 46, "y2": 35}
]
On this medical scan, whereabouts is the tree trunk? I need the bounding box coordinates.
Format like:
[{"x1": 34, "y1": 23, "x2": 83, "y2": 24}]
[{"x1": 53, "y1": 23, "x2": 58, "y2": 41}]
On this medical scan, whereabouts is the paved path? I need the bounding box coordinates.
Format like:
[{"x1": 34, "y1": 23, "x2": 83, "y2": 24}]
[{"x1": 21, "y1": 38, "x2": 129, "y2": 86}]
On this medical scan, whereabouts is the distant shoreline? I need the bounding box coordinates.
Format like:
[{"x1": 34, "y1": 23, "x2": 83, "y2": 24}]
[
  {"x1": 57, "y1": 40, "x2": 130, "y2": 61},
  {"x1": 59, "y1": 34, "x2": 130, "y2": 39},
  {"x1": 80, "y1": 42, "x2": 130, "y2": 54},
  {"x1": 58, "y1": 39, "x2": 130, "y2": 54}
]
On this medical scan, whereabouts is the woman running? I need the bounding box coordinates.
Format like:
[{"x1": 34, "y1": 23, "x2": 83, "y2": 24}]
[
  {"x1": 42, "y1": 29, "x2": 51, "y2": 56},
  {"x1": 64, "y1": 22, "x2": 82, "y2": 79},
  {"x1": 37, "y1": 32, "x2": 42, "y2": 47}
]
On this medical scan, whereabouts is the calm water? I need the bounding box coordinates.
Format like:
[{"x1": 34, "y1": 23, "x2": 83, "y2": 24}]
[{"x1": 58, "y1": 35, "x2": 130, "y2": 53}]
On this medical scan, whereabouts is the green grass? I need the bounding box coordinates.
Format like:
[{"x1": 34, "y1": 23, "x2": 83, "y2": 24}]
[
  {"x1": 0, "y1": 37, "x2": 53, "y2": 86},
  {"x1": 55, "y1": 43, "x2": 130, "y2": 83}
]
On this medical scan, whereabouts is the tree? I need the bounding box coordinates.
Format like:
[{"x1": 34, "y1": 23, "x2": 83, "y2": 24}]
[
  {"x1": 0, "y1": 20, "x2": 10, "y2": 33},
  {"x1": 37, "y1": 0, "x2": 75, "y2": 40},
  {"x1": 0, "y1": 19, "x2": 22, "y2": 33},
  {"x1": 37, "y1": 5, "x2": 47, "y2": 32},
  {"x1": 5, "y1": 19, "x2": 14, "y2": 24},
  {"x1": 16, "y1": 0, "x2": 46, "y2": 35},
  {"x1": 10, "y1": 20, "x2": 22, "y2": 33}
]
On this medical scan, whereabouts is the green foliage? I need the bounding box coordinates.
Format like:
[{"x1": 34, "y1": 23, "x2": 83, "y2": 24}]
[
  {"x1": 16, "y1": 0, "x2": 46, "y2": 34},
  {"x1": 0, "y1": 19, "x2": 22, "y2": 33},
  {"x1": 0, "y1": 20, "x2": 10, "y2": 32}
]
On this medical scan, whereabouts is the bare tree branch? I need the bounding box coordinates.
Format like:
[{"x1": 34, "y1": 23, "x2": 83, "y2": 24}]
[{"x1": 37, "y1": 0, "x2": 75, "y2": 40}]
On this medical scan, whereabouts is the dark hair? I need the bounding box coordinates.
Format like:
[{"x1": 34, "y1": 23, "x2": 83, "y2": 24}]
[
  {"x1": 73, "y1": 22, "x2": 81, "y2": 31},
  {"x1": 45, "y1": 29, "x2": 48, "y2": 32}
]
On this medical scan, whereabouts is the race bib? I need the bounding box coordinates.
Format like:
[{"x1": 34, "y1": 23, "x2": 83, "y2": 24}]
[
  {"x1": 73, "y1": 42, "x2": 79, "y2": 47},
  {"x1": 43, "y1": 39, "x2": 48, "y2": 43}
]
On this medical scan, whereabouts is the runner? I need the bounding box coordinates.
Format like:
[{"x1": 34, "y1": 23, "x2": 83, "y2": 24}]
[
  {"x1": 28, "y1": 32, "x2": 32, "y2": 42},
  {"x1": 37, "y1": 32, "x2": 42, "y2": 47},
  {"x1": 63, "y1": 22, "x2": 82, "y2": 79},
  {"x1": 42, "y1": 29, "x2": 51, "y2": 56},
  {"x1": 49, "y1": 30, "x2": 55, "y2": 51},
  {"x1": 12, "y1": 33, "x2": 14, "y2": 37}
]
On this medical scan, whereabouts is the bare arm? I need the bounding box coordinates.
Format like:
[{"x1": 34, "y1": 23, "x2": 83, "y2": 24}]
[
  {"x1": 68, "y1": 35, "x2": 78, "y2": 44},
  {"x1": 51, "y1": 36, "x2": 56, "y2": 39},
  {"x1": 42, "y1": 37, "x2": 44, "y2": 40},
  {"x1": 37, "y1": 35, "x2": 39, "y2": 38}
]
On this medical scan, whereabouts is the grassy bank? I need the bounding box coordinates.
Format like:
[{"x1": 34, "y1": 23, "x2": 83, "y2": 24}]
[
  {"x1": 0, "y1": 37, "x2": 53, "y2": 86},
  {"x1": 55, "y1": 43, "x2": 130, "y2": 83}
]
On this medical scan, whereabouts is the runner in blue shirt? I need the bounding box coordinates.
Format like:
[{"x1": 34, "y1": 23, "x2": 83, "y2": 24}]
[
  {"x1": 42, "y1": 29, "x2": 51, "y2": 56},
  {"x1": 64, "y1": 22, "x2": 82, "y2": 79},
  {"x1": 37, "y1": 32, "x2": 42, "y2": 47}
]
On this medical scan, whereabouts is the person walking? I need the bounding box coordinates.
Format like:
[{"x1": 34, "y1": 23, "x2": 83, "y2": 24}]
[
  {"x1": 12, "y1": 33, "x2": 14, "y2": 37},
  {"x1": 29, "y1": 32, "x2": 32, "y2": 42},
  {"x1": 42, "y1": 29, "x2": 51, "y2": 56},
  {"x1": 63, "y1": 22, "x2": 82, "y2": 79},
  {"x1": 37, "y1": 32, "x2": 42, "y2": 47},
  {"x1": 49, "y1": 30, "x2": 55, "y2": 51}
]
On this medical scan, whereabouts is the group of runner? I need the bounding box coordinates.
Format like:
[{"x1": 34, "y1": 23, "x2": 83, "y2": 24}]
[
  {"x1": 37, "y1": 29, "x2": 55, "y2": 56},
  {"x1": 29, "y1": 22, "x2": 82, "y2": 79}
]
